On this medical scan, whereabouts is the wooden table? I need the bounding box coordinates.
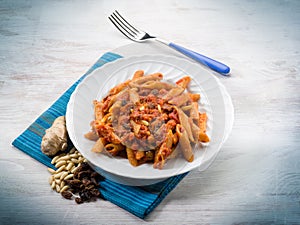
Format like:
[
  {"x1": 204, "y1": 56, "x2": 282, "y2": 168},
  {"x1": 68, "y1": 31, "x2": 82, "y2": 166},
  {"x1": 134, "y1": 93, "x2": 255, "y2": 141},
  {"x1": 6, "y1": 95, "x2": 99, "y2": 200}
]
[{"x1": 1, "y1": 0, "x2": 299, "y2": 224}]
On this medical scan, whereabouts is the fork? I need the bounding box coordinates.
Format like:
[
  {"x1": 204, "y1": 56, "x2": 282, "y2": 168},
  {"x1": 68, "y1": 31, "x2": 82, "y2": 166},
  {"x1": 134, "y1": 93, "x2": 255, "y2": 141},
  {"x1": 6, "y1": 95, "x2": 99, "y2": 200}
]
[{"x1": 108, "y1": 10, "x2": 230, "y2": 75}]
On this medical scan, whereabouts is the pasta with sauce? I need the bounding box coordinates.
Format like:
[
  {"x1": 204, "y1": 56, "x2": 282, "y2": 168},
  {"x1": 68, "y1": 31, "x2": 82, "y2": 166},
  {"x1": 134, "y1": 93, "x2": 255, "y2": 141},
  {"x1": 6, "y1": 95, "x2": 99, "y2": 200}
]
[{"x1": 84, "y1": 70, "x2": 209, "y2": 169}]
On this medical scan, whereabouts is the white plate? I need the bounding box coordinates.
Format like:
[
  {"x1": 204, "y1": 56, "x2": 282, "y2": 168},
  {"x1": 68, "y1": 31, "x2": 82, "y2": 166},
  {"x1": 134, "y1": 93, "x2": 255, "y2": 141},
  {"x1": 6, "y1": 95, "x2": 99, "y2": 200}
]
[{"x1": 66, "y1": 54, "x2": 234, "y2": 186}]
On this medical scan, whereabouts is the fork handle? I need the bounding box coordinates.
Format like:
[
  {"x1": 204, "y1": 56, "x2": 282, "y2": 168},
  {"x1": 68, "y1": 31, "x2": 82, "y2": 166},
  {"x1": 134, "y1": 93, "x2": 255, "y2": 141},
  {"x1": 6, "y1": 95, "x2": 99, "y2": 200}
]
[{"x1": 169, "y1": 42, "x2": 230, "y2": 75}]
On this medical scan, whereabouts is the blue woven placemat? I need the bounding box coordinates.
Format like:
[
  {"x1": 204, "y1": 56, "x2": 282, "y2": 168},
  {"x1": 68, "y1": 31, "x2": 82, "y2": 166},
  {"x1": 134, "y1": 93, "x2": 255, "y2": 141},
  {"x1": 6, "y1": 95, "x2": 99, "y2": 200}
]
[{"x1": 12, "y1": 52, "x2": 188, "y2": 219}]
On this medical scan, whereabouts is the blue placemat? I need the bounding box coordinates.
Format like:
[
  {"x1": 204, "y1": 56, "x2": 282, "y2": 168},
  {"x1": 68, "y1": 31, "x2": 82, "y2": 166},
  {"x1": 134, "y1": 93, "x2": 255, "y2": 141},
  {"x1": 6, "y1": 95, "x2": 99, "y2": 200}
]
[{"x1": 12, "y1": 52, "x2": 188, "y2": 219}]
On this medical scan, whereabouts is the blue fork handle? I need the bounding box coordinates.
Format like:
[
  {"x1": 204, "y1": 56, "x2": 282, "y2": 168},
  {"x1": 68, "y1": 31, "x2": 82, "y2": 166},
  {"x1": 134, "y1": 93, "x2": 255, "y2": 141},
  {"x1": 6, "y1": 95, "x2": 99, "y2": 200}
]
[{"x1": 169, "y1": 42, "x2": 230, "y2": 75}]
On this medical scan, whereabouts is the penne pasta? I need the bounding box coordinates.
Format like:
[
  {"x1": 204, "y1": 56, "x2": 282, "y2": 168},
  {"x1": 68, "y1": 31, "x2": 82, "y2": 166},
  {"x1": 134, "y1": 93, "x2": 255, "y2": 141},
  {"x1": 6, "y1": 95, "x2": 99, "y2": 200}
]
[
  {"x1": 109, "y1": 79, "x2": 130, "y2": 95},
  {"x1": 126, "y1": 147, "x2": 138, "y2": 167},
  {"x1": 91, "y1": 138, "x2": 105, "y2": 153},
  {"x1": 154, "y1": 143, "x2": 168, "y2": 169},
  {"x1": 140, "y1": 80, "x2": 175, "y2": 90},
  {"x1": 176, "y1": 107, "x2": 195, "y2": 143},
  {"x1": 172, "y1": 132, "x2": 179, "y2": 145},
  {"x1": 165, "y1": 130, "x2": 173, "y2": 149},
  {"x1": 167, "y1": 146, "x2": 180, "y2": 159},
  {"x1": 130, "y1": 72, "x2": 163, "y2": 85},
  {"x1": 100, "y1": 112, "x2": 112, "y2": 123},
  {"x1": 176, "y1": 124, "x2": 194, "y2": 162},
  {"x1": 198, "y1": 113, "x2": 210, "y2": 143},
  {"x1": 162, "y1": 86, "x2": 184, "y2": 101},
  {"x1": 84, "y1": 130, "x2": 99, "y2": 141},
  {"x1": 189, "y1": 102, "x2": 199, "y2": 121},
  {"x1": 188, "y1": 93, "x2": 200, "y2": 102},
  {"x1": 189, "y1": 118, "x2": 200, "y2": 142},
  {"x1": 85, "y1": 71, "x2": 209, "y2": 169},
  {"x1": 181, "y1": 104, "x2": 193, "y2": 112},
  {"x1": 93, "y1": 100, "x2": 104, "y2": 121},
  {"x1": 135, "y1": 150, "x2": 145, "y2": 160},
  {"x1": 153, "y1": 130, "x2": 175, "y2": 169},
  {"x1": 168, "y1": 92, "x2": 190, "y2": 107},
  {"x1": 176, "y1": 76, "x2": 191, "y2": 89},
  {"x1": 105, "y1": 143, "x2": 124, "y2": 156},
  {"x1": 132, "y1": 70, "x2": 144, "y2": 80}
]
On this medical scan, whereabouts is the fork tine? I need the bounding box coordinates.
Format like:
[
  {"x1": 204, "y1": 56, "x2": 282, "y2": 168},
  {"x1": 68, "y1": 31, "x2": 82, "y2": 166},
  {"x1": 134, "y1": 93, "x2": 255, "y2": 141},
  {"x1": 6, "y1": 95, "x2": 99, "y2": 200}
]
[
  {"x1": 111, "y1": 11, "x2": 140, "y2": 37},
  {"x1": 109, "y1": 10, "x2": 154, "y2": 42},
  {"x1": 114, "y1": 10, "x2": 140, "y2": 33},
  {"x1": 109, "y1": 14, "x2": 136, "y2": 41}
]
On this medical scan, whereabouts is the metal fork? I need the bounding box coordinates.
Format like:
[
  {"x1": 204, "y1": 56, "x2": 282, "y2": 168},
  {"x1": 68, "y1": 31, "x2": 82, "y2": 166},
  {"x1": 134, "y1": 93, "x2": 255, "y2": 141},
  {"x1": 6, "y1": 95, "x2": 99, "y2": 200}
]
[{"x1": 108, "y1": 10, "x2": 230, "y2": 75}]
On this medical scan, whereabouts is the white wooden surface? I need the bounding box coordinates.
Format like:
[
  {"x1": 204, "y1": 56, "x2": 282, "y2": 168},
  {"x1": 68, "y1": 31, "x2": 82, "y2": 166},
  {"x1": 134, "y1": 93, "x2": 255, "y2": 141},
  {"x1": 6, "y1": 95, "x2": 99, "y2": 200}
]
[{"x1": 1, "y1": 0, "x2": 300, "y2": 224}]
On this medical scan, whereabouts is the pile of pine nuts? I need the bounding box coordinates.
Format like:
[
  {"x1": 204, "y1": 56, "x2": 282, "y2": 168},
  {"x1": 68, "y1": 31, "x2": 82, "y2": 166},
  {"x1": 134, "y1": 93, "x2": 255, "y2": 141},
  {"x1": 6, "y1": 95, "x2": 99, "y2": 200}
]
[{"x1": 47, "y1": 147, "x2": 87, "y2": 193}]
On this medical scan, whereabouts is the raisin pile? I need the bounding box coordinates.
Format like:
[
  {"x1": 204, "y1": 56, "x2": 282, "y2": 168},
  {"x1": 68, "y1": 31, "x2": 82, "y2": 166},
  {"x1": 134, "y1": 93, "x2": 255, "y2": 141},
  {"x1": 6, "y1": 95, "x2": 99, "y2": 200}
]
[{"x1": 61, "y1": 162, "x2": 105, "y2": 204}]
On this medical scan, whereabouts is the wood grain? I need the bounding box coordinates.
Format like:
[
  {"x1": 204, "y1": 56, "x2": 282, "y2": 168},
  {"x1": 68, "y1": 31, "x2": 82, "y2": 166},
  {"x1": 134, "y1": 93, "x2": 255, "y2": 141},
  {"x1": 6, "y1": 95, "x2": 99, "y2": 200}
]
[{"x1": 1, "y1": 0, "x2": 300, "y2": 224}]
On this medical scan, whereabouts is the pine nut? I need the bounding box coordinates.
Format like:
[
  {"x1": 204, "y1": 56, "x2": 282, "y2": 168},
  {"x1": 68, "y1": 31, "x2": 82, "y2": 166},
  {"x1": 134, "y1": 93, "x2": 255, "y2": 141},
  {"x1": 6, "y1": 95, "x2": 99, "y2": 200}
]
[
  {"x1": 54, "y1": 172, "x2": 63, "y2": 179},
  {"x1": 56, "y1": 165, "x2": 66, "y2": 173},
  {"x1": 51, "y1": 155, "x2": 60, "y2": 164},
  {"x1": 56, "y1": 155, "x2": 70, "y2": 162},
  {"x1": 47, "y1": 167, "x2": 56, "y2": 174},
  {"x1": 51, "y1": 181, "x2": 56, "y2": 189},
  {"x1": 70, "y1": 165, "x2": 75, "y2": 170},
  {"x1": 64, "y1": 174, "x2": 74, "y2": 180},
  {"x1": 70, "y1": 166, "x2": 77, "y2": 174},
  {"x1": 66, "y1": 162, "x2": 74, "y2": 171},
  {"x1": 69, "y1": 153, "x2": 78, "y2": 159},
  {"x1": 60, "y1": 180, "x2": 65, "y2": 189},
  {"x1": 55, "y1": 160, "x2": 66, "y2": 168},
  {"x1": 69, "y1": 147, "x2": 76, "y2": 154},
  {"x1": 60, "y1": 185, "x2": 69, "y2": 193},
  {"x1": 60, "y1": 172, "x2": 69, "y2": 180},
  {"x1": 141, "y1": 120, "x2": 149, "y2": 126},
  {"x1": 70, "y1": 167, "x2": 78, "y2": 174},
  {"x1": 71, "y1": 158, "x2": 79, "y2": 164},
  {"x1": 55, "y1": 179, "x2": 61, "y2": 185},
  {"x1": 157, "y1": 104, "x2": 161, "y2": 112},
  {"x1": 56, "y1": 184, "x2": 61, "y2": 193},
  {"x1": 78, "y1": 157, "x2": 84, "y2": 163},
  {"x1": 48, "y1": 176, "x2": 54, "y2": 185}
]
